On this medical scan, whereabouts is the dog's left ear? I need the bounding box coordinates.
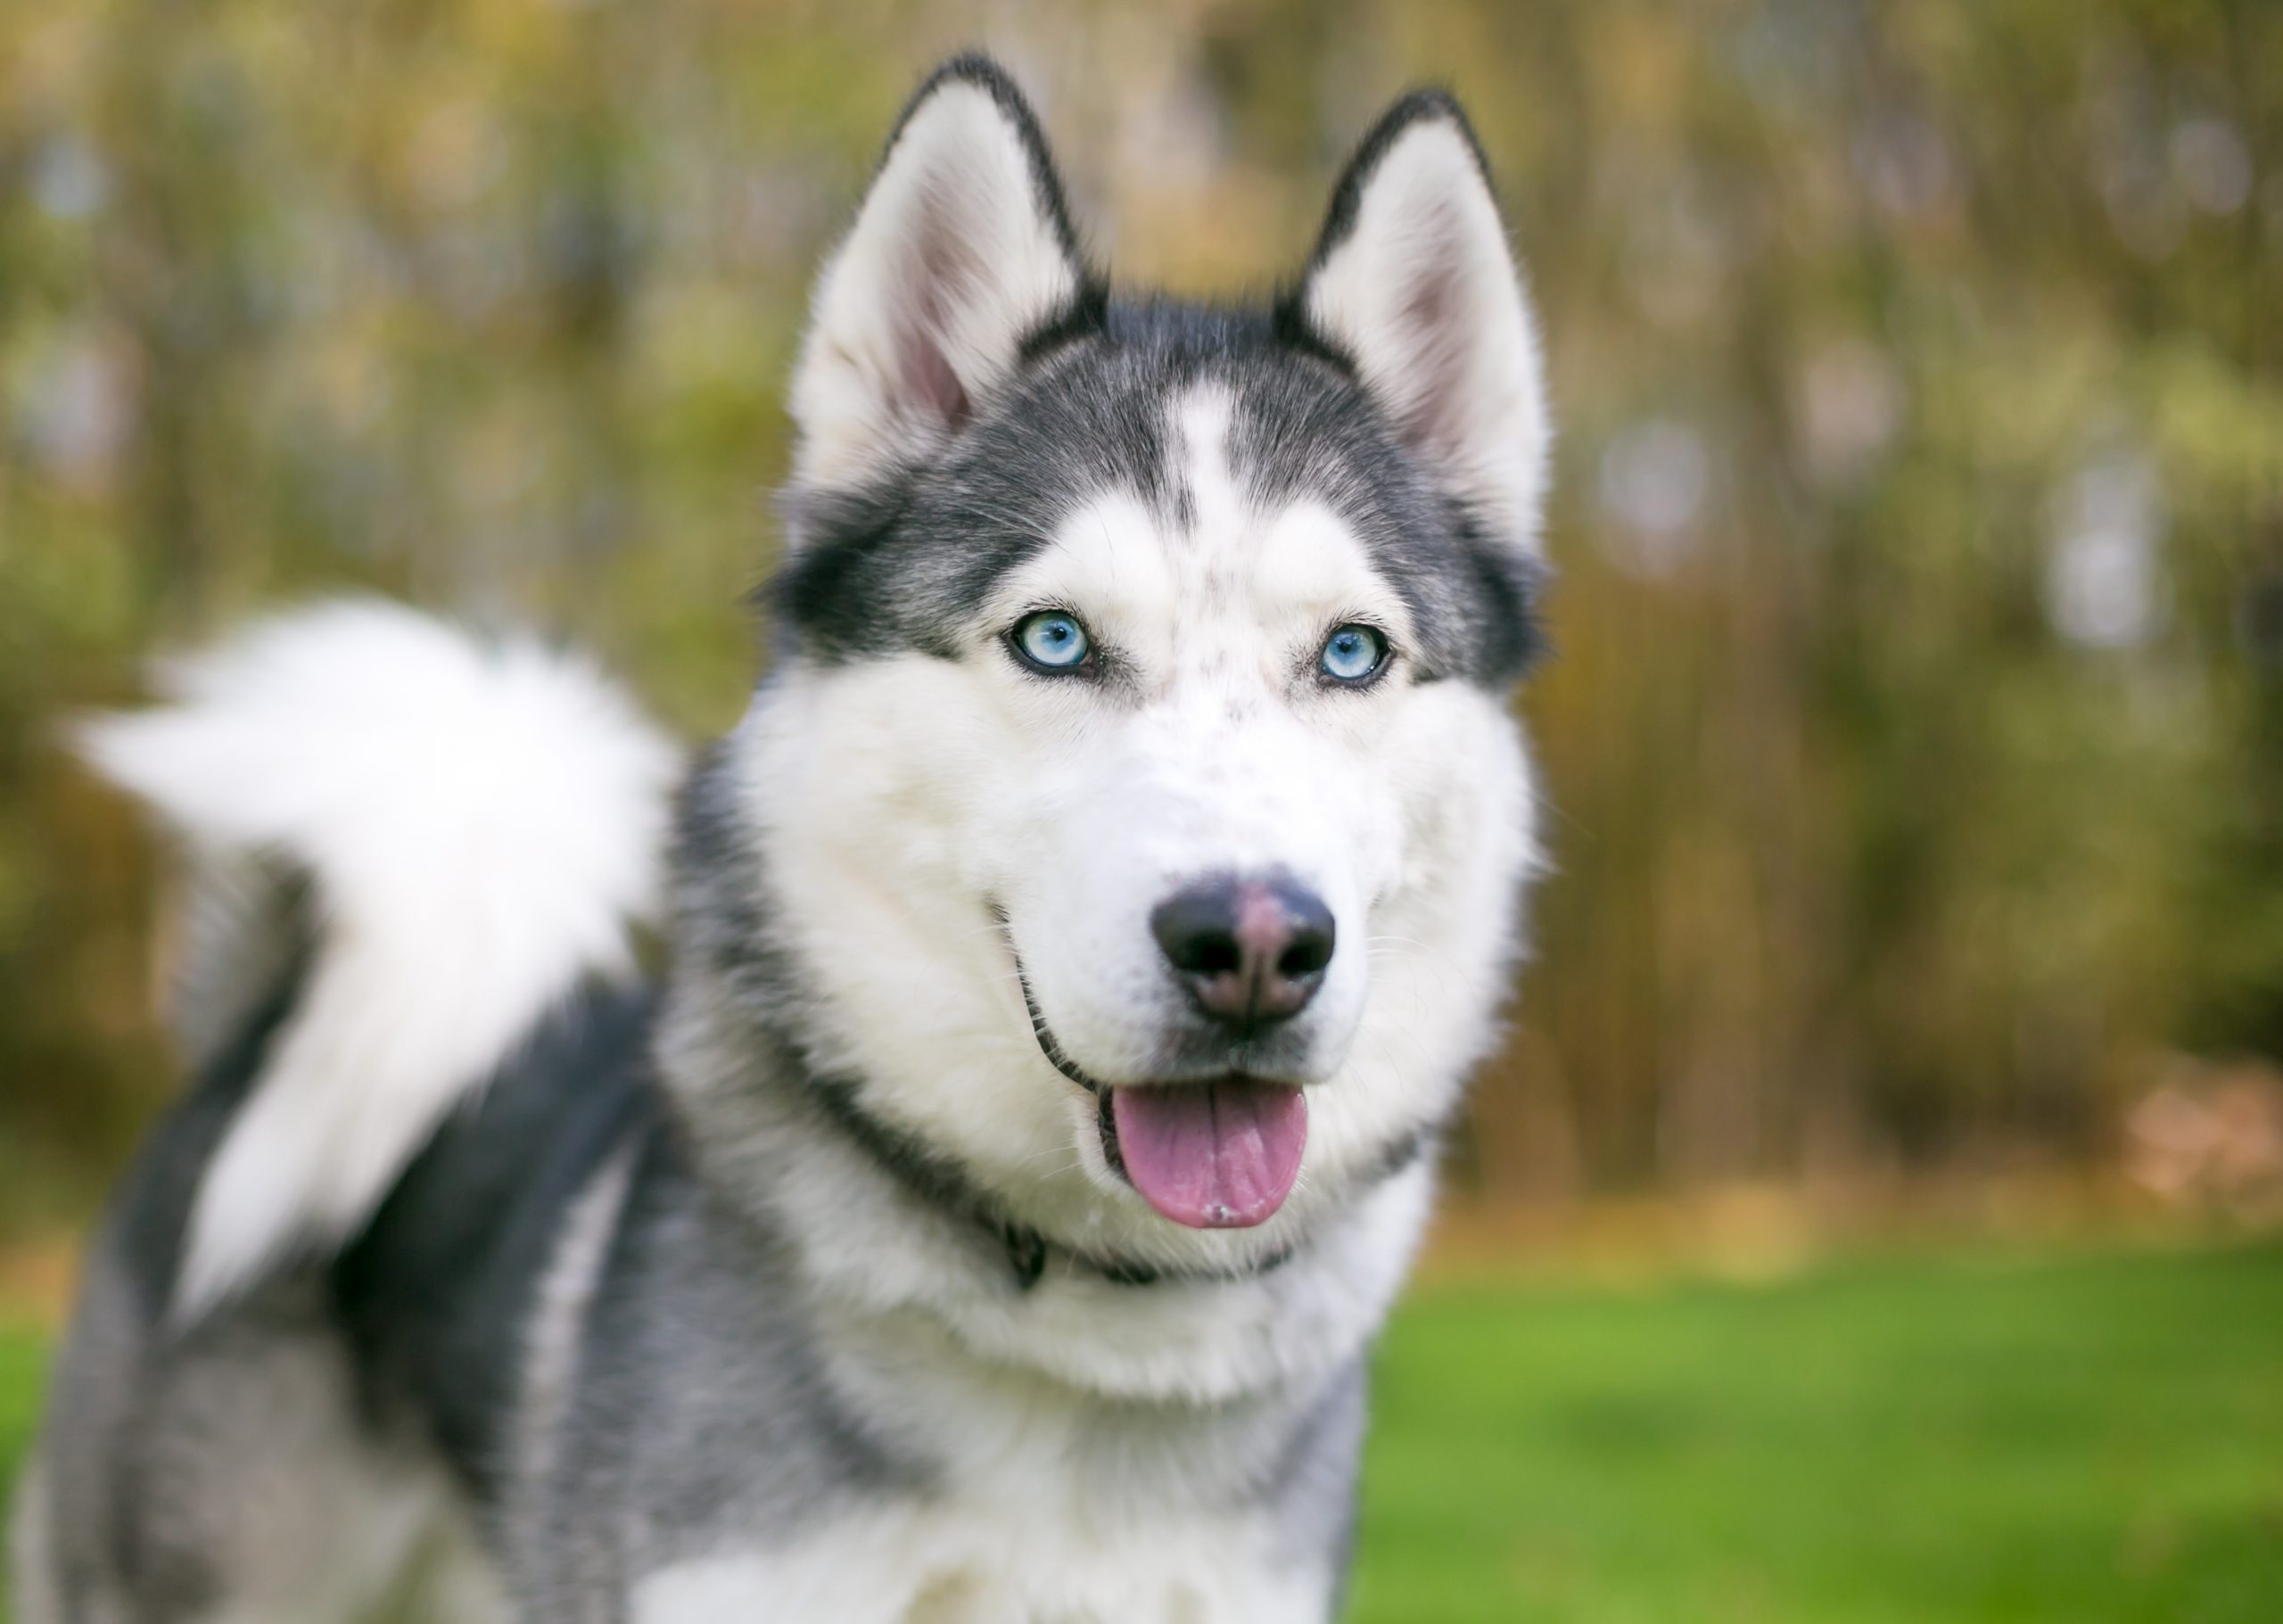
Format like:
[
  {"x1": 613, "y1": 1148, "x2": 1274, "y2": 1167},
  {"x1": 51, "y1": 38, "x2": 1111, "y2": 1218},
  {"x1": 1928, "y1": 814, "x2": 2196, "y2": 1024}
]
[
  {"x1": 1292, "y1": 93, "x2": 1550, "y2": 552},
  {"x1": 792, "y1": 56, "x2": 1087, "y2": 495}
]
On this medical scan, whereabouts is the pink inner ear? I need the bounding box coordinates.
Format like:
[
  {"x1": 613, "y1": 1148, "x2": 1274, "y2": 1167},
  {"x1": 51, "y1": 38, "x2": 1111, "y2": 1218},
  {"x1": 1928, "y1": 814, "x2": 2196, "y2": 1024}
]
[
  {"x1": 894, "y1": 227, "x2": 977, "y2": 434},
  {"x1": 1395, "y1": 250, "x2": 1473, "y2": 462},
  {"x1": 900, "y1": 321, "x2": 971, "y2": 433}
]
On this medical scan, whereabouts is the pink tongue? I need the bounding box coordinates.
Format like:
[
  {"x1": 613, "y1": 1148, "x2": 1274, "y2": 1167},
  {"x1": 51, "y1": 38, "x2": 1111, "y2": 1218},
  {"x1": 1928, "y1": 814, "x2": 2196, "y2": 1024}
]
[{"x1": 1109, "y1": 1080, "x2": 1308, "y2": 1229}]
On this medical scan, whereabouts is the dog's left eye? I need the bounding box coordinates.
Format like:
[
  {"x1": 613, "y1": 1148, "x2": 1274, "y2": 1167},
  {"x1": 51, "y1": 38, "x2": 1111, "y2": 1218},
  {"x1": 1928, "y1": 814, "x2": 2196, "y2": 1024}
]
[
  {"x1": 1010, "y1": 610, "x2": 1093, "y2": 672},
  {"x1": 1318, "y1": 624, "x2": 1389, "y2": 683}
]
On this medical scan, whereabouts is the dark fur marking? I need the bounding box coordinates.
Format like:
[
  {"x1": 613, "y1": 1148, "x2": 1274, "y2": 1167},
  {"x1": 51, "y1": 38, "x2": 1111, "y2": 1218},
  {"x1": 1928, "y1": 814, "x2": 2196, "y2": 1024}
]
[
  {"x1": 328, "y1": 981, "x2": 660, "y2": 1502},
  {"x1": 1365, "y1": 1123, "x2": 1434, "y2": 1187},
  {"x1": 108, "y1": 886, "x2": 313, "y2": 1323}
]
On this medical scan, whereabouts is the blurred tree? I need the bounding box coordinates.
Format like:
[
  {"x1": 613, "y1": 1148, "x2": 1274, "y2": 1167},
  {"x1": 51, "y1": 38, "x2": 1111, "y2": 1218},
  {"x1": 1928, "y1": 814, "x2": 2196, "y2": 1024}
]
[{"x1": 2, "y1": 0, "x2": 2278, "y2": 1228}]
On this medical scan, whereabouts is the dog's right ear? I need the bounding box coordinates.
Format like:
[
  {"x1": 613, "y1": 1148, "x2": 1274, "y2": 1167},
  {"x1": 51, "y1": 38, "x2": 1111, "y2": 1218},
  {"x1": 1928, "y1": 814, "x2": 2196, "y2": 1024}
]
[{"x1": 791, "y1": 56, "x2": 1087, "y2": 495}]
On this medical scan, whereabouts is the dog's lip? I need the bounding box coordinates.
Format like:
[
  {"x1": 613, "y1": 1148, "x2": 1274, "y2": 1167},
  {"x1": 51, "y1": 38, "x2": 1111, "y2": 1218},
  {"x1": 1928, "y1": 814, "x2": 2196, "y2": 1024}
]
[
  {"x1": 1003, "y1": 942, "x2": 1141, "y2": 1194},
  {"x1": 1010, "y1": 944, "x2": 1101, "y2": 1094}
]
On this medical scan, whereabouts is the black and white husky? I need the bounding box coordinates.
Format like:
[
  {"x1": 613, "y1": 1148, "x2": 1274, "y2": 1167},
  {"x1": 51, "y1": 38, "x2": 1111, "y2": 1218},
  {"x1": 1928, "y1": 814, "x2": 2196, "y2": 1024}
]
[{"x1": 12, "y1": 56, "x2": 1550, "y2": 1623}]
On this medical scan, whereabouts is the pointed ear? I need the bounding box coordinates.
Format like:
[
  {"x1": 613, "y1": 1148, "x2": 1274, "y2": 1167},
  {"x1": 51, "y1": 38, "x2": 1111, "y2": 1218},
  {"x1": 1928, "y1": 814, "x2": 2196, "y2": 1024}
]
[
  {"x1": 1292, "y1": 93, "x2": 1550, "y2": 552},
  {"x1": 792, "y1": 57, "x2": 1088, "y2": 495}
]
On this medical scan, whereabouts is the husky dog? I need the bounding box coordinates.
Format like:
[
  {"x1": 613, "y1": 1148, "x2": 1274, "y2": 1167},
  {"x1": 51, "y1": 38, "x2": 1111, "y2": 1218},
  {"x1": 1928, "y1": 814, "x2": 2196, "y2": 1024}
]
[{"x1": 12, "y1": 55, "x2": 1550, "y2": 1623}]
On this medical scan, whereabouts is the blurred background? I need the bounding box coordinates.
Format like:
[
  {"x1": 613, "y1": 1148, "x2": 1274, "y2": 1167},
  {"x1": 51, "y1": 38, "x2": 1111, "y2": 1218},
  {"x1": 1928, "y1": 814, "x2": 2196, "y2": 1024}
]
[{"x1": 2, "y1": 2, "x2": 2279, "y2": 1620}]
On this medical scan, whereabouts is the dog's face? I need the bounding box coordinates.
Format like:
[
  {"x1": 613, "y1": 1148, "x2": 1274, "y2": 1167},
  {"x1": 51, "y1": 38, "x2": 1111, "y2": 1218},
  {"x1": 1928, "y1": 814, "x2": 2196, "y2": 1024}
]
[{"x1": 736, "y1": 62, "x2": 1547, "y2": 1267}]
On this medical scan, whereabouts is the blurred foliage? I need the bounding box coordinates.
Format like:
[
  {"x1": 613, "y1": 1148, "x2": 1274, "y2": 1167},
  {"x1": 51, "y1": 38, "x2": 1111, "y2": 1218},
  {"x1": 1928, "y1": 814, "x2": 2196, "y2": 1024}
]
[{"x1": 2, "y1": 0, "x2": 2279, "y2": 1228}]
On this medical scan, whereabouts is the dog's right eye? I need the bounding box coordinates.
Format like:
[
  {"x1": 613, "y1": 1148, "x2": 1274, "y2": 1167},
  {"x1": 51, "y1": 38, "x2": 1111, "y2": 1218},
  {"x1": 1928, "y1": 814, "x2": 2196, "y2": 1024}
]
[{"x1": 1010, "y1": 610, "x2": 1093, "y2": 673}]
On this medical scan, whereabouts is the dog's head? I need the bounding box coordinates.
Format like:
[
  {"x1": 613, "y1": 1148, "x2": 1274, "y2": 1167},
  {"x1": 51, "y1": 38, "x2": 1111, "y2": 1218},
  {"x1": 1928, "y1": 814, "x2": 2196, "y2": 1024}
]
[{"x1": 735, "y1": 57, "x2": 1547, "y2": 1270}]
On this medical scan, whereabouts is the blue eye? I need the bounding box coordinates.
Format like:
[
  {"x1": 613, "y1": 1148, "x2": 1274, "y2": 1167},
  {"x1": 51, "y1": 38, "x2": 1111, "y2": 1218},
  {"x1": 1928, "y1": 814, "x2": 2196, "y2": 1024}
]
[
  {"x1": 1319, "y1": 623, "x2": 1388, "y2": 683},
  {"x1": 1012, "y1": 610, "x2": 1092, "y2": 672}
]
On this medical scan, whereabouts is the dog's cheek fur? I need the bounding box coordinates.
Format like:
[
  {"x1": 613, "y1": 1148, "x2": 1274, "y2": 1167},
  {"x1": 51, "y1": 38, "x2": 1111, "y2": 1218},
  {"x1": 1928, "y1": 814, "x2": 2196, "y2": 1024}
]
[
  {"x1": 738, "y1": 657, "x2": 1092, "y2": 1195},
  {"x1": 1307, "y1": 685, "x2": 1538, "y2": 1185}
]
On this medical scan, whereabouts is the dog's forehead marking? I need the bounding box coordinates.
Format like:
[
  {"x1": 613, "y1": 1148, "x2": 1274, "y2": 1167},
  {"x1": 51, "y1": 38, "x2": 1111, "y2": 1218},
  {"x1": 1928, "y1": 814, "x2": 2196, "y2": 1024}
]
[
  {"x1": 1174, "y1": 388, "x2": 1241, "y2": 561},
  {"x1": 993, "y1": 383, "x2": 1408, "y2": 690}
]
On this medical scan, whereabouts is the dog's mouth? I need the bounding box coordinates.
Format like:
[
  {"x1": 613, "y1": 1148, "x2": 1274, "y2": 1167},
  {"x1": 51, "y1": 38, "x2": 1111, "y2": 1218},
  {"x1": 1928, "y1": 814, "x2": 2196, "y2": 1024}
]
[
  {"x1": 1103, "y1": 1076, "x2": 1308, "y2": 1230},
  {"x1": 1009, "y1": 930, "x2": 1306, "y2": 1231}
]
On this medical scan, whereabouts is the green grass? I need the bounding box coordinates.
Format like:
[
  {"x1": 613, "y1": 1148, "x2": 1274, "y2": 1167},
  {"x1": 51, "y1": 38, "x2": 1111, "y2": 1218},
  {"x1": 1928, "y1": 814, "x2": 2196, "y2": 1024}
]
[
  {"x1": 0, "y1": 1323, "x2": 44, "y2": 1623},
  {"x1": 0, "y1": 1325, "x2": 39, "y2": 1479},
  {"x1": 1349, "y1": 1241, "x2": 2283, "y2": 1623},
  {"x1": 1, "y1": 1242, "x2": 2278, "y2": 1620}
]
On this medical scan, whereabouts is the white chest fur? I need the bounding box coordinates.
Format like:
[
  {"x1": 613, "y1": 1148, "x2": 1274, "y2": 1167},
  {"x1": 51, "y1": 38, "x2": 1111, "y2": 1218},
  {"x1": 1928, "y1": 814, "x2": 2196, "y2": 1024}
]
[{"x1": 631, "y1": 1503, "x2": 1331, "y2": 1624}]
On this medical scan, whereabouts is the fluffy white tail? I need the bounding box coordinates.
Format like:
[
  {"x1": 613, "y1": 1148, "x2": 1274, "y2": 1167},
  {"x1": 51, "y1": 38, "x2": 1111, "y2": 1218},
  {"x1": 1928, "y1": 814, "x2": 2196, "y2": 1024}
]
[{"x1": 79, "y1": 600, "x2": 680, "y2": 1321}]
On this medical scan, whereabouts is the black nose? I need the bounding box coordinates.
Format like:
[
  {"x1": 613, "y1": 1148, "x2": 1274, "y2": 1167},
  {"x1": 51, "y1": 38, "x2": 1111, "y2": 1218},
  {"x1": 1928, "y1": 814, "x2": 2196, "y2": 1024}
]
[{"x1": 1150, "y1": 874, "x2": 1336, "y2": 1032}]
